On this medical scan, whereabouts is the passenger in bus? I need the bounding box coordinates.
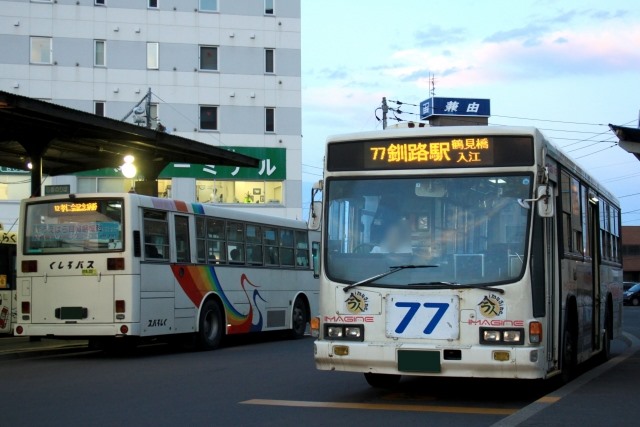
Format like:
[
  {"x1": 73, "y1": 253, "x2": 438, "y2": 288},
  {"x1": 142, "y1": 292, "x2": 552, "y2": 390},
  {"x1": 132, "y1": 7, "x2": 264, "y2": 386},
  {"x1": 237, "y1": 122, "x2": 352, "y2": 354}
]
[
  {"x1": 370, "y1": 218, "x2": 412, "y2": 254},
  {"x1": 145, "y1": 244, "x2": 161, "y2": 258},
  {"x1": 230, "y1": 248, "x2": 242, "y2": 262}
]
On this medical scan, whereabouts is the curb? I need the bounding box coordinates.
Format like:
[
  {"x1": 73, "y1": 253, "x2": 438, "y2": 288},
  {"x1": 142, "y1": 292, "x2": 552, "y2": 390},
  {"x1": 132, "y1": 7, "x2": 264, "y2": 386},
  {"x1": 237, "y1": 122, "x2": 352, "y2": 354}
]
[{"x1": 491, "y1": 333, "x2": 640, "y2": 427}]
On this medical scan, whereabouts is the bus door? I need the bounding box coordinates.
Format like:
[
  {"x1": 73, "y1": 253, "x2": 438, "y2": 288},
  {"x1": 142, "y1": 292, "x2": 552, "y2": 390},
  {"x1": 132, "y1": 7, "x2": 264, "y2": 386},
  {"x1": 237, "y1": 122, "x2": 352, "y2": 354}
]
[
  {"x1": 588, "y1": 197, "x2": 601, "y2": 350},
  {"x1": 543, "y1": 200, "x2": 560, "y2": 370}
]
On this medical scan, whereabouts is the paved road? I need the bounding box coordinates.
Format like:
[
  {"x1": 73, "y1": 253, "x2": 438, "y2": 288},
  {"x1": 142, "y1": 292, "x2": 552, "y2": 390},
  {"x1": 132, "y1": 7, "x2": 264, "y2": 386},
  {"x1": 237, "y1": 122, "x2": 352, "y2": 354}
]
[{"x1": 1, "y1": 309, "x2": 638, "y2": 426}]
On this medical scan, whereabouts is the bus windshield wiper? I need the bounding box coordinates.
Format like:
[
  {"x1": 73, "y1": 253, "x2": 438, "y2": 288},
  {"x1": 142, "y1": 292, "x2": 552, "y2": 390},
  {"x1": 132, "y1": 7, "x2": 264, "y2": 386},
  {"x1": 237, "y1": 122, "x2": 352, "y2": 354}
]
[
  {"x1": 407, "y1": 281, "x2": 505, "y2": 294},
  {"x1": 343, "y1": 265, "x2": 438, "y2": 293}
]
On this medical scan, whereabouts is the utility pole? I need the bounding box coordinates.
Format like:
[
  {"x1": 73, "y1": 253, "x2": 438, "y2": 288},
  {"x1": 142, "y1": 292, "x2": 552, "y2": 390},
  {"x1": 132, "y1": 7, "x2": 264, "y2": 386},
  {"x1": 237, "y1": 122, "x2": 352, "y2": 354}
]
[
  {"x1": 145, "y1": 88, "x2": 152, "y2": 129},
  {"x1": 382, "y1": 97, "x2": 388, "y2": 129}
]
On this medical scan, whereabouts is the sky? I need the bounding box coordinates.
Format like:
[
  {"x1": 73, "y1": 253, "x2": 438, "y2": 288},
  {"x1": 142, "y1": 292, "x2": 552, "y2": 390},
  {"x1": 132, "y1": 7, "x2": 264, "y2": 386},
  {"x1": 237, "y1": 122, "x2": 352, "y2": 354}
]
[{"x1": 300, "y1": 0, "x2": 640, "y2": 224}]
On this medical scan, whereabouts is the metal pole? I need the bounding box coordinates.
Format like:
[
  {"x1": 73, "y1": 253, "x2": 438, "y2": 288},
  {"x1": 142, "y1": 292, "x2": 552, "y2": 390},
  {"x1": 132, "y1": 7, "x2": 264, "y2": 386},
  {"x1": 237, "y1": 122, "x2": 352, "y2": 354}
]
[{"x1": 382, "y1": 97, "x2": 388, "y2": 129}]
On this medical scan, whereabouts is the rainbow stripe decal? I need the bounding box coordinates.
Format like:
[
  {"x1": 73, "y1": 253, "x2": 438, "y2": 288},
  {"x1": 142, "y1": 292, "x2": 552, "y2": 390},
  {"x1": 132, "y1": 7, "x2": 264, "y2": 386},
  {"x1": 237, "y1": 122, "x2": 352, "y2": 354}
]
[
  {"x1": 170, "y1": 264, "x2": 265, "y2": 334},
  {"x1": 151, "y1": 198, "x2": 205, "y2": 214}
]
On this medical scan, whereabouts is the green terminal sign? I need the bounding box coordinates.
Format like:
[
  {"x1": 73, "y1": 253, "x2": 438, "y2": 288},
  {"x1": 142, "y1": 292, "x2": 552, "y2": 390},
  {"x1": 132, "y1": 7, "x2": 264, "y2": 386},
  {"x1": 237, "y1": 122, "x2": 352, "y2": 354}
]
[{"x1": 73, "y1": 147, "x2": 286, "y2": 181}]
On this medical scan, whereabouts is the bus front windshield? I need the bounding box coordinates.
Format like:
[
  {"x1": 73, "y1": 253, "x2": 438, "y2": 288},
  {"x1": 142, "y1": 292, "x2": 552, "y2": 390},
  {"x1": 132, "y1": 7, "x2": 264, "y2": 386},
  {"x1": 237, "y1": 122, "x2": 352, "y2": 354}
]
[
  {"x1": 325, "y1": 175, "x2": 533, "y2": 287},
  {"x1": 24, "y1": 199, "x2": 124, "y2": 254}
]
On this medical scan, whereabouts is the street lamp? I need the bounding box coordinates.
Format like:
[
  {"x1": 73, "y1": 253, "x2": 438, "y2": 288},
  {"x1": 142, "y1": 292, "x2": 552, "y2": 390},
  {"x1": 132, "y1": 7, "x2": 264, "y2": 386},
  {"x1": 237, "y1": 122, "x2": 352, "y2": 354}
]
[{"x1": 121, "y1": 155, "x2": 136, "y2": 178}]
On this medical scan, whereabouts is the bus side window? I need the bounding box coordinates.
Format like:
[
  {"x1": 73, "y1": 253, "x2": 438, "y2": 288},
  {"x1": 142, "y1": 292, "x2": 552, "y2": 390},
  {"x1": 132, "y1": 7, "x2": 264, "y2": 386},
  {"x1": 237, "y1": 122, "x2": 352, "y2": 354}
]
[
  {"x1": 312, "y1": 241, "x2": 320, "y2": 278},
  {"x1": 175, "y1": 215, "x2": 191, "y2": 263},
  {"x1": 143, "y1": 210, "x2": 169, "y2": 261},
  {"x1": 295, "y1": 230, "x2": 309, "y2": 268}
]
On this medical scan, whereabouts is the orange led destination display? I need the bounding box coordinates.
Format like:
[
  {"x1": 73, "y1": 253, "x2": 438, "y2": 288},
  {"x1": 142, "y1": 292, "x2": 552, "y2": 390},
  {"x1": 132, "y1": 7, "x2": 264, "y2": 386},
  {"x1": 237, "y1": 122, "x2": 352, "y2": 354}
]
[
  {"x1": 327, "y1": 136, "x2": 534, "y2": 171},
  {"x1": 51, "y1": 202, "x2": 100, "y2": 214}
]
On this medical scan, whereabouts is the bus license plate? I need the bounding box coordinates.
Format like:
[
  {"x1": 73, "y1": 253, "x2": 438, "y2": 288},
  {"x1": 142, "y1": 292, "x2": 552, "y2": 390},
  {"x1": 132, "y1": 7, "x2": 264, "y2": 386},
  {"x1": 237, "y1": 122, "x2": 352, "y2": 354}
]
[{"x1": 385, "y1": 295, "x2": 459, "y2": 339}]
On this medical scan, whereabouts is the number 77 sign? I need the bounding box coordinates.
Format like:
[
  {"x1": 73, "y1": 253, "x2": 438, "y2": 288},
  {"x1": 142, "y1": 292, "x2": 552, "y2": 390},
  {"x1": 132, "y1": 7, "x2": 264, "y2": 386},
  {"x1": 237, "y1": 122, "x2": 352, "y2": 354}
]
[{"x1": 385, "y1": 295, "x2": 459, "y2": 339}]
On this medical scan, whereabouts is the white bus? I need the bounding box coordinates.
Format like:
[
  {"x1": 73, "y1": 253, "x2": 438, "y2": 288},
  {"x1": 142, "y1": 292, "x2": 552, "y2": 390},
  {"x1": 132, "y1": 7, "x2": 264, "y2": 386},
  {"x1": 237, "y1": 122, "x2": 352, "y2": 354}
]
[
  {"x1": 14, "y1": 193, "x2": 319, "y2": 349},
  {"x1": 0, "y1": 228, "x2": 17, "y2": 335},
  {"x1": 311, "y1": 126, "x2": 623, "y2": 387}
]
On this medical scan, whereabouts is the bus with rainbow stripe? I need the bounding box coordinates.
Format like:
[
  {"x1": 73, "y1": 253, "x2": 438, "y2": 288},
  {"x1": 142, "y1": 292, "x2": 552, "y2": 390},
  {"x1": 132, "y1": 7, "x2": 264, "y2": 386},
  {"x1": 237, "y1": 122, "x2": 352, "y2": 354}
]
[{"x1": 13, "y1": 193, "x2": 319, "y2": 350}]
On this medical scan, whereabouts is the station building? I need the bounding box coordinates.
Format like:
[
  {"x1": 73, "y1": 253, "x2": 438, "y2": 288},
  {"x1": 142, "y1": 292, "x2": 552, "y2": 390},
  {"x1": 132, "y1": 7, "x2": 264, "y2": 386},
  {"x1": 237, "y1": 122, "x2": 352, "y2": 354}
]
[{"x1": 0, "y1": 0, "x2": 302, "y2": 227}]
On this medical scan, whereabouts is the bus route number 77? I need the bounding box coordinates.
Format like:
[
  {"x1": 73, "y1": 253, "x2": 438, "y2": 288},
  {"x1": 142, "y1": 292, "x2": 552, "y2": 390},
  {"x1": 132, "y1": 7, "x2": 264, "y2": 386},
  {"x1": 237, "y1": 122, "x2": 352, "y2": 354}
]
[{"x1": 385, "y1": 295, "x2": 459, "y2": 340}]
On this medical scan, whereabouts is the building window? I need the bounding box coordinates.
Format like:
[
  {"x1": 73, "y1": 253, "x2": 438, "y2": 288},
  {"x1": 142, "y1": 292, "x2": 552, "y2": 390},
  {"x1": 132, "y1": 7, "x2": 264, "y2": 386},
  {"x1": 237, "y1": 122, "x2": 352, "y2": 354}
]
[
  {"x1": 200, "y1": 106, "x2": 218, "y2": 130},
  {"x1": 265, "y1": 0, "x2": 274, "y2": 15},
  {"x1": 265, "y1": 108, "x2": 275, "y2": 132},
  {"x1": 199, "y1": 46, "x2": 218, "y2": 71},
  {"x1": 199, "y1": 0, "x2": 217, "y2": 11},
  {"x1": 30, "y1": 37, "x2": 52, "y2": 64},
  {"x1": 94, "y1": 101, "x2": 105, "y2": 117},
  {"x1": 265, "y1": 48, "x2": 274, "y2": 73},
  {"x1": 95, "y1": 0, "x2": 105, "y2": 5},
  {"x1": 94, "y1": 40, "x2": 106, "y2": 67},
  {"x1": 148, "y1": 0, "x2": 158, "y2": 8},
  {"x1": 147, "y1": 42, "x2": 159, "y2": 69},
  {"x1": 195, "y1": 180, "x2": 283, "y2": 205}
]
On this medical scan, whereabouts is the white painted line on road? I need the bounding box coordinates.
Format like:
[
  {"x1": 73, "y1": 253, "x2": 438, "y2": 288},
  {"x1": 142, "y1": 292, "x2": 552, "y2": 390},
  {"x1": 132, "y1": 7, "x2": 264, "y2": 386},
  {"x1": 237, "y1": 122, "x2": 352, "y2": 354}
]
[
  {"x1": 241, "y1": 398, "x2": 518, "y2": 415},
  {"x1": 490, "y1": 332, "x2": 640, "y2": 427}
]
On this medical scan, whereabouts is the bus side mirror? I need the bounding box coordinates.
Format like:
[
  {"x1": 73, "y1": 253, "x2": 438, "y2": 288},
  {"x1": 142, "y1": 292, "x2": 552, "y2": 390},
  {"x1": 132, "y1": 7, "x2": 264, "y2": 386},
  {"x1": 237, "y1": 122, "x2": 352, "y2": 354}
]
[
  {"x1": 309, "y1": 201, "x2": 322, "y2": 230},
  {"x1": 308, "y1": 180, "x2": 323, "y2": 231},
  {"x1": 537, "y1": 185, "x2": 554, "y2": 218}
]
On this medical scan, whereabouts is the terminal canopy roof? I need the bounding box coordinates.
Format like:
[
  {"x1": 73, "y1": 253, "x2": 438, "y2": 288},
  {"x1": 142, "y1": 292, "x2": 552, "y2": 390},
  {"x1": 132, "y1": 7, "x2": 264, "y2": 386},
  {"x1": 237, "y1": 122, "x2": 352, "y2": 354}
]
[
  {"x1": 0, "y1": 90, "x2": 258, "y2": 180},
  {"x1": 610, "y1": 124, "x2": 640, "y2": 161}
]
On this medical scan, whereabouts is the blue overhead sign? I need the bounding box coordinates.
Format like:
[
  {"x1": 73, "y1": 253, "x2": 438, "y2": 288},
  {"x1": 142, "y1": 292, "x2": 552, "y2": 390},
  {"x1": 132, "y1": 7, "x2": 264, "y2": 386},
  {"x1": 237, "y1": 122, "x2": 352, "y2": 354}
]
[{"x1": 420, "y1": 97, "x2": 491, "y2": 120}]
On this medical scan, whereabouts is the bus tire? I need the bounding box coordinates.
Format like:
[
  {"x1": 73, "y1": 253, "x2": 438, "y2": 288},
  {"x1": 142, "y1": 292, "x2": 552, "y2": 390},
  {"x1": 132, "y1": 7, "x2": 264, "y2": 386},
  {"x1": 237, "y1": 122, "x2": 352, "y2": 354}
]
[
  {"x1": 197, "y1": 299, "x2": 224, "y2": 351},
  {"x1": 289, "y1": 297, "x2": 308, "y2": 339},
  {"x1": 364, "y1": 373, "x2": 401, "y2": 389},
  {"x1": 561, "y1": 327, "x2": 577, "y2": 383},
  {"x1": 632, "y1": 297, "x2": 639, "y2": 306}
]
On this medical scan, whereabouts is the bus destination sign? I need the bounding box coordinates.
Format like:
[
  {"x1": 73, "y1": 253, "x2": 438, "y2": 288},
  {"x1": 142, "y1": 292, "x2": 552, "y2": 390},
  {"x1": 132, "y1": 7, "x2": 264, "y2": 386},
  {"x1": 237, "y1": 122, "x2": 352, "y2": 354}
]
[
  {"x1": 51, "y1": 202, "x2": 99, "y2": 214},
  {"x1": 368, "y1": 137, "x2": 491, "y2": 167},
  {"x1": 327, "y1": 136, "x2": 534, "y2": 171}
]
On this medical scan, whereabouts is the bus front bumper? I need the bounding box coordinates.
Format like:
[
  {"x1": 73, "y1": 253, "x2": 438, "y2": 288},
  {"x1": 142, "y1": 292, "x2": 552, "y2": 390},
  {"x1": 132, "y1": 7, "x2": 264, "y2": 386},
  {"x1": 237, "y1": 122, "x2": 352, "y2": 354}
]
[
  {"x1": 314, "y1": 340, "x2": 549, "y2": 380},
  {"x1": 13, "y1": 323, "x2": 141, "y2": 338}
]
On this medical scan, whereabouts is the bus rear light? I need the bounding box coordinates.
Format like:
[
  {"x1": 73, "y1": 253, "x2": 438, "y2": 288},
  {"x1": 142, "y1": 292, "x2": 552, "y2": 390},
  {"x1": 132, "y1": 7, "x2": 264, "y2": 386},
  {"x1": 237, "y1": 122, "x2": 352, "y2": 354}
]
[
  {"x1": 21, "y1": 260, "x2": 37, "y2": 273},
  {"x1": 107, "y1": 258, "x2": 125, "y2": 270},
  {"x1": 115, "y1": 300, "x2": 125, "y2": 313},
  {"x1": 21, "y1": 301, "x2": 30, "y2": 314},
  {"x1": 15, "y1": 326, "x2": 23, "y2": 335},
  {"x1": 310, "y1": 316, "x2": 320, "y2": 338},
  {"x1": 529, "y1": 321, "x2": 543, "y2": 344},
  {"x1": 120, "y1": 325, "x2": 128, "y2": 334}
]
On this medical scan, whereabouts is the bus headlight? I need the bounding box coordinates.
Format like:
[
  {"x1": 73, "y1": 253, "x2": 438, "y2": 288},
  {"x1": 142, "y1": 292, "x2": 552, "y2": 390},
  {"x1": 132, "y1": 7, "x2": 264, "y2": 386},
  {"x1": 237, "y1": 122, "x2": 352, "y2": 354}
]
[
  {"x1": 503, "y1": 330, "x2": 522, "y2": 343},
  {"x1": 480, "y1": 328, "x2": 525, "y2": 345},
  {"x1": 324, "y1": 324, "x2": 364, "y2": 341},
  {"x1": 327, "y1": 326, "x2": 343, "y2": 338},
  {"x1": 483, "y1": 330, "x2": 501, "y2": 342}
]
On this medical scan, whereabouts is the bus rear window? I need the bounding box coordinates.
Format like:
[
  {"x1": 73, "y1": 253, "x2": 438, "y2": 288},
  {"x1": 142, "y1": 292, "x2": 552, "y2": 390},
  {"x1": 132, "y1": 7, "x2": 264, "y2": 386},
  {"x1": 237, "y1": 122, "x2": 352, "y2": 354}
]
[{"x1": 23, "y1": 199, "x2": 124, "y2": 254}]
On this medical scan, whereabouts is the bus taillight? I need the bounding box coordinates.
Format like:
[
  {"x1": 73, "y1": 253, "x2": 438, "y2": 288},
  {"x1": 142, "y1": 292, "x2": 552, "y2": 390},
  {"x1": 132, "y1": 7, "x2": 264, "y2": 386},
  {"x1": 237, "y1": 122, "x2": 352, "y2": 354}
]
[
  {"x1": 107, "y1": 258, "x2": 125, "y2": 270},
  {"x1": 21, "y1": 260, "x2": 37, "y2": 273},
  {"x1": 15, "y1": 326, "x2": 23, "y2": 335},
  {"x1": 529, "y1": 321, "x2": 543, "y2": 344},
  {"x1": 115, "y1": 300, "x2": 126, "y2": 313},
  {"x1": 120, "y1": 325, "x2": 128, "y2": 334},
  {"x1": 21, "y1": 301, "x2": 30, "y2": 314}
]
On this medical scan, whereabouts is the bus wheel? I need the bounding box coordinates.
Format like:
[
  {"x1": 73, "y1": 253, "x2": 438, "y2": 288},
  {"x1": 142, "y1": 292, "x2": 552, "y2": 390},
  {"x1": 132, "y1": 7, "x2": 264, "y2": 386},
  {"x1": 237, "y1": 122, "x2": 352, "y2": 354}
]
[
  {"x1": 289, "y1": 297, "x2": 308, "y2": 339},
  {"x1": 198, "y1": 300, "x2": 224, "y2": 351},
  {"x1": 561, "y1": 328, "x2": 577, "y2": 383},
  {"x1": 364, "y1": 373, "x2": 401, "y2": 389},
  {"x1": 633, "y1": 298, "x2": 639, "y2": 306}
]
